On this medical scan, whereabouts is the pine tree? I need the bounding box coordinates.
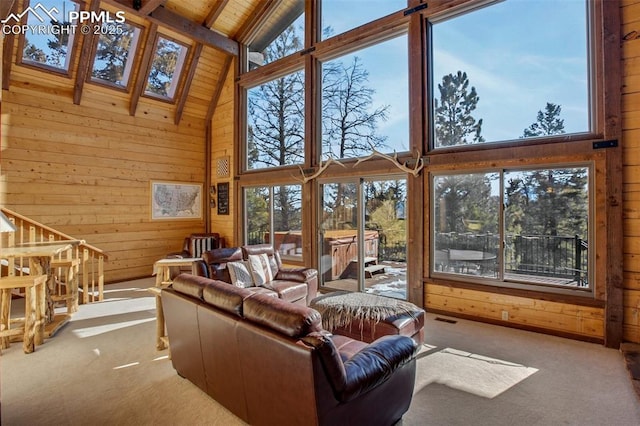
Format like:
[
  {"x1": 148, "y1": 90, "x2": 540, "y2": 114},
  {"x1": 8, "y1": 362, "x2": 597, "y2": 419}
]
[
  {"x1": 522, "y1": 102, "x2": 565, "y2": 137},
  {"x1": 434, "y1": 71, "x2": 484, "y2": 146}
]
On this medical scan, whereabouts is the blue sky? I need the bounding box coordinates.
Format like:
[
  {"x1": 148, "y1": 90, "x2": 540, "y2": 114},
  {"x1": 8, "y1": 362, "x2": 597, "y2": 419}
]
[{"x1": 321, "y1": 0, "x2": 589, "y2": 148}]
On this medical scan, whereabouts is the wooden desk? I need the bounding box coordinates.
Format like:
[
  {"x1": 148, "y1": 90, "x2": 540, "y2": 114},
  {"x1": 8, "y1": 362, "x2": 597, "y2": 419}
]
[
  {"x1": 151, "y1": 257, "x2": 199, "y2": 350},
  {"x1": 1, "y1": 242, "x2": 74, "y2": 339}
]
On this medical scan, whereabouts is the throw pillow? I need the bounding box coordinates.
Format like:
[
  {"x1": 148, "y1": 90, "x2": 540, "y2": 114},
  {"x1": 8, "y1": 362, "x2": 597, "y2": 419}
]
[
  {"x1": 247, "y1": 253, "x2": 274, "y2": 286},
  {"x1": 227, "y1": 261, "x2": 254, "y2": 288}
]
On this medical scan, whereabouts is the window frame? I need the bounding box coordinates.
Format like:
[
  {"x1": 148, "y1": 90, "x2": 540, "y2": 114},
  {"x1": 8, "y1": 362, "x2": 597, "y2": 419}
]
[
  {"x1": 86, "y1": 18, "x2": 143, "y2": 92},
  {"x1": 426, "y1": 0, "x2": 596, "y2": 152},
  {"x1": 16, "y1": 0, "x2": 80, "y2": 77},
  {"x1": 142, "y1": 33, "x2": 191, "y2": 102},
  {"x1": 242, "y1": 183, "x2": 305, "y2": 263},
  {"x1": 423, "y1": 0, "x2": 613, "y2": 302},
  {"x1": 233, "y1": 0, "x2": 621, "y2": 331},
  {"x1": 430, "y1": 162, "x2": 595, "y2": 297}
]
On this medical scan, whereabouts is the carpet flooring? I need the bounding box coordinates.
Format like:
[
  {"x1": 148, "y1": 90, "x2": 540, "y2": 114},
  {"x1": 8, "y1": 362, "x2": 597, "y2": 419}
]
[{"x1": 2, "y1": 277, "x2": 639, "y2": 425}]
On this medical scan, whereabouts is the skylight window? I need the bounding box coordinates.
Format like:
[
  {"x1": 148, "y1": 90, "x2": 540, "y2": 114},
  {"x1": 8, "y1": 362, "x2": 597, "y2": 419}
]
[
  {"x1": 144, "y1": 35, "x2": 189, "y2": 100},
  {"x1": 90, "y1": 21, "x2": 141, "y2": 89},
  {"x1": 20, "y1": 0, "x2": 78, "y2": 73}
]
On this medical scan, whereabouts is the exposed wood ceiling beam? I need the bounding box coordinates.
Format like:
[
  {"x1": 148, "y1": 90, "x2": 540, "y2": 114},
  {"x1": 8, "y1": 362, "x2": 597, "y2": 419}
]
[
  {"x1": 147, "y1": 6, "x2": 238, "y2": 56},
  {"x1": 129, "y1": 23, "x2": 157, "y2": 116},
  {"x1": 1, "y1": 0, "x2": 19, "y2": 90},
  {"x1": 204, "y1": 0, "x2": 228, "y2": 29},
  {"x1": 206, "y1": 55, "x2": 233, "y2": 123},
  {"x1": 234, "y1": 0, "x2": 277, "y2": 42},
  {"x1": 104, "y1": 0, "x2": 165, "y2": 14},
  {"x1": 0, "y1": 0, "x2": 16, "y2": 20},
  {"x1": 174, "y1": 43, "x2": 203, "y2": 125},
  {"x1": 73, "y1": 0, "x2": 101, "y2": 105},
  {"x1": 138, "y1": 0, "x2": 165, "y2": 15}
]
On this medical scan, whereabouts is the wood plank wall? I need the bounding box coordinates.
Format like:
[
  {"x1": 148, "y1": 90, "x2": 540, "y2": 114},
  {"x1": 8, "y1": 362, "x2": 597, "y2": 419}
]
[
  {"x1": 623, "y1": 0, "x2": 640, "y2": 343},
  {"x1": 209, "y1": 59, "x2": 236, "y2": 246},
  {"x1": 0, "y1": 19, "x2": 232, "y2": 282}
]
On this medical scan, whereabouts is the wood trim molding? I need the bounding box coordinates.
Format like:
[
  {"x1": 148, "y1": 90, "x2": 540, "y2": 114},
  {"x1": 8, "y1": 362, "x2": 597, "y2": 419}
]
[
  {"x1": 234, "y1": 0, "x2": 277, "y2": 43},
  {"x1": 602, "y1": 0, "x2": 623, "y2": 348},
  {"x1": 1, "y1": 0, "x2": 19, "y2": 90},
  {"x1": 129, "y1": 23, "x2": 157, "y2": 116},
  {"x1": 73, "y1": 0, "x2": 100, "y2": 105},
  {"x1": 204, "y1": 0, "x2": 229, "y2": 28},
  {"x1": 147, "y1": 6, "x2": 238, "y2": 56},
  {"x1": 206, "y1": 54, "x2": 233, "y2": 123},
  {"x1": 174, "y1": 43, "x2": 203, "y2": 125}
]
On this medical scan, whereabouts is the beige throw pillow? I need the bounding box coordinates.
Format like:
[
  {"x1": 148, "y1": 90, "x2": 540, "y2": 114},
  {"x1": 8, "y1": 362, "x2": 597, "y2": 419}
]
[
  {"x1": 247, "y1": 253, "x2": 274, "y2": 286},
  {"x1": 227, "y1": 261, "x2": 254, "y2": 288}
]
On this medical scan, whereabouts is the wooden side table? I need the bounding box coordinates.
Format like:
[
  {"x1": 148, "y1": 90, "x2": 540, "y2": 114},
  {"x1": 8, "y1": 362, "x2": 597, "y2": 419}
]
[
  {"x1": 150, "y1": 258, "x2": 200, "y2": 350},
  {"x1": 0, "y1": 275, "x2": 47, "y2": 353}
]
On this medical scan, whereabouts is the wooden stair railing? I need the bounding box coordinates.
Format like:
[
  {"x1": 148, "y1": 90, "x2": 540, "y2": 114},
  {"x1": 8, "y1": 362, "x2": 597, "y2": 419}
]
[{"x1": 0, "y1": 207, "x2": 108, "y2": 303}]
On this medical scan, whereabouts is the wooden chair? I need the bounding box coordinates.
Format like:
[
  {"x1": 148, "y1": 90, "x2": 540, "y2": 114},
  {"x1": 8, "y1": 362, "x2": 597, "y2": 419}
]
[
  {"x1": 51, "y1": 257, "x2": 80, "y2": 313},
  {"x1": 0, "y1": 275, "x2": 47, "y2": 354}
]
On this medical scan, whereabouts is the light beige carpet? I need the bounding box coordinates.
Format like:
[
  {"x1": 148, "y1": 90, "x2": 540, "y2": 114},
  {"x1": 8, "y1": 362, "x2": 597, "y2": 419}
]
[{"x1": 2, "y1": 278, "x2": 639, "y2": 426}]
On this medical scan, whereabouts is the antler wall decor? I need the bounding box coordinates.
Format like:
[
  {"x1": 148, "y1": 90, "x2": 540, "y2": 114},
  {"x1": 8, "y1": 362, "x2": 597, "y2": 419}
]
[
  {"x1": 353, "y1": 149, "x2": 425, "y2": 177},
  {"x1": 293, "y1": 150, "x2": 424, "y2": 183},
  {"x1": 293, "y1": 157, "x2": 347, "y2": 183}
]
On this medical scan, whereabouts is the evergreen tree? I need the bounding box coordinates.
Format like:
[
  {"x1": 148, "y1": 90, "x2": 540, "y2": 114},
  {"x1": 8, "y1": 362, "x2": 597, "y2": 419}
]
[
  {"x1": 434, "y1": 71, "x2": 484, "y2": 146},
  {"x1": 506, "y1": 103, "x2": 587, "y2": 238},
  {"x1": 147, "y1": 39, "x2": 182, "y2": 97},
  {"x1": 92, "y1": 23, "x2": 137, "y2": 85},
  {"x1": 522, "y1": 102, "x2": 565, "y2": 137}
]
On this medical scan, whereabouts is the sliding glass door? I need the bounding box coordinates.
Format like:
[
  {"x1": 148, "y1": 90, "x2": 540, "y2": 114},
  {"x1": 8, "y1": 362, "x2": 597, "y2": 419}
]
[{"x1": 319, "y1": 177, "x2": 407, "y2": 299}]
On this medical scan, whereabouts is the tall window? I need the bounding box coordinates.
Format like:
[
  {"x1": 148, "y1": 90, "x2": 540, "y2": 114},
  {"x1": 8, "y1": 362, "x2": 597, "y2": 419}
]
[
  {"x1": 321, "y1": 0, "x2": 405, "y2": 40},
  {"x1": 20, "y1": 0, "x2": 77, "y2": 73},
  {"x1": 245, "y1": 185, "x2": 303, "y2": 260},
  {"x1": 321, "y1": 34, "x2": 408, "y2": 160},
  {"x1": 246, "y1": 69, "x2": 305, "y2": 170},
  {"x1": 246, "y1": 1, "x2": 304, "y2": 70},
  {"x1": 431, "y1": 0, "x2": 589, "y2": 147},
  {"x1": 90, "y1": 21, "x2": 141, "y2": 89},
  {"x1": 144, "y1": 35, "x2": 189, "y2": 100}
]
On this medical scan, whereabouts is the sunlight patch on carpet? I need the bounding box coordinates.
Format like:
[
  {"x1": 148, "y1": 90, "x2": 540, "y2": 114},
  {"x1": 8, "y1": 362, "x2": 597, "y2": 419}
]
[
  {"x1": 72, "y1": 317, "x2": 155, "y2": 338},
  {"x1": 415, "y1": 347, "x2": 538, "y2": 398}
]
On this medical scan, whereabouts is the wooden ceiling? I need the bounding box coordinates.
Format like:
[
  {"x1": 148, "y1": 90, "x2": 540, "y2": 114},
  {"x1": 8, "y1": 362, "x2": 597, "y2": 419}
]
[{"x1": 1, "y1": 0, "x2": 285, "y2": 125}]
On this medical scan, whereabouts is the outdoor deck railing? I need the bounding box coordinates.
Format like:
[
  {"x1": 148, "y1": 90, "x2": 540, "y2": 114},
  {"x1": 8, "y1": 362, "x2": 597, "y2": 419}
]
[
  {"x1": 434, "y1": 231, "x2": 588, "y2": 286},
  {"x1": 1, "y1": 207, "x2": 108, "y2": 303}
]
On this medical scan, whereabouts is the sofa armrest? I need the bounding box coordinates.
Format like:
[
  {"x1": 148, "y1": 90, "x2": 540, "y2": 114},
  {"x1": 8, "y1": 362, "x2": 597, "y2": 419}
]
[
  {"x1": 191, "y1": 259, "x2": 209, "y2": 278},
  {"x1": 303, "y1": 333, "x2": 417, "y2": 403},
  {"x1": 340, "y1": 335, "x2": 417, "y2": 402},
  {"x1": 275, "y1": 267, "x2": 317, "y2": 283}
]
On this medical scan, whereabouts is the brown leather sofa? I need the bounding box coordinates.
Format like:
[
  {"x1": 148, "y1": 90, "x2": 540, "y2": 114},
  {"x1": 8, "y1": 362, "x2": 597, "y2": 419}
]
[
  {"x1": 192, "y1": 243, "x2": 318, "y2": 305},
  {"x1": 162, "y1": 274, "x2": 418, "y2": 426}
]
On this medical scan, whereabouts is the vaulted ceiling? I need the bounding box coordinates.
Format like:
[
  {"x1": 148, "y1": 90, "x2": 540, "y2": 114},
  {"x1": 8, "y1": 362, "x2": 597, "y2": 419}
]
[{"x1": 1, "y1": 0, "x2": 299, "y2": 125}]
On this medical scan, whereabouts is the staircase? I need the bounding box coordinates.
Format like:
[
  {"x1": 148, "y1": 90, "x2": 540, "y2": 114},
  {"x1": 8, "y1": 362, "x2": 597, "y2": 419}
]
[{"x1": 1, "y1": 207, "x2": 108, "y2": 303}]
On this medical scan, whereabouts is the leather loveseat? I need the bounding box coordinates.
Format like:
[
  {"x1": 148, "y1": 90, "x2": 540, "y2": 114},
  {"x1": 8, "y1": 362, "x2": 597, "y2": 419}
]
[
  {"x1": 162, "y1": 274, "x2": 418, "y2": 426},
  {"x1": 192, "y1": 243, "x2": 318, "y2": 305}
]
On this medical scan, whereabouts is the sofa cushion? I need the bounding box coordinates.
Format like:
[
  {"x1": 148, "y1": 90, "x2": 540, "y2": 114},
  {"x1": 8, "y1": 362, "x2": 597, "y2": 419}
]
[
  {"x1": 267, "y1": 280, "x2": 308, "y2": 303},
  {"x1": 247, "y1": 253, "x2": 273, "y2": 286},
  {"x1": 243, "y1": 293, "x2": 322, "y2": 338},
  {"x1": 172, "y1": 274, "x2": 209, "y2": 300},
  {"x1": 227, "y1": 261, "x2": 254, "y2": 288},
  {"x1": 202, "y1": 280, "x2": 253, "y2": 317},
  {"x1": 190, "y1": 235, "x2": 220, "y2": 258}
]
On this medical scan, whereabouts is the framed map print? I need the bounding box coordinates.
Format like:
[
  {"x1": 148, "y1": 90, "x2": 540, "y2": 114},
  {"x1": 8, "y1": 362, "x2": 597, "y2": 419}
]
[{"x1": 151, "y1": 181, "x2": 203, "y2": 220}]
